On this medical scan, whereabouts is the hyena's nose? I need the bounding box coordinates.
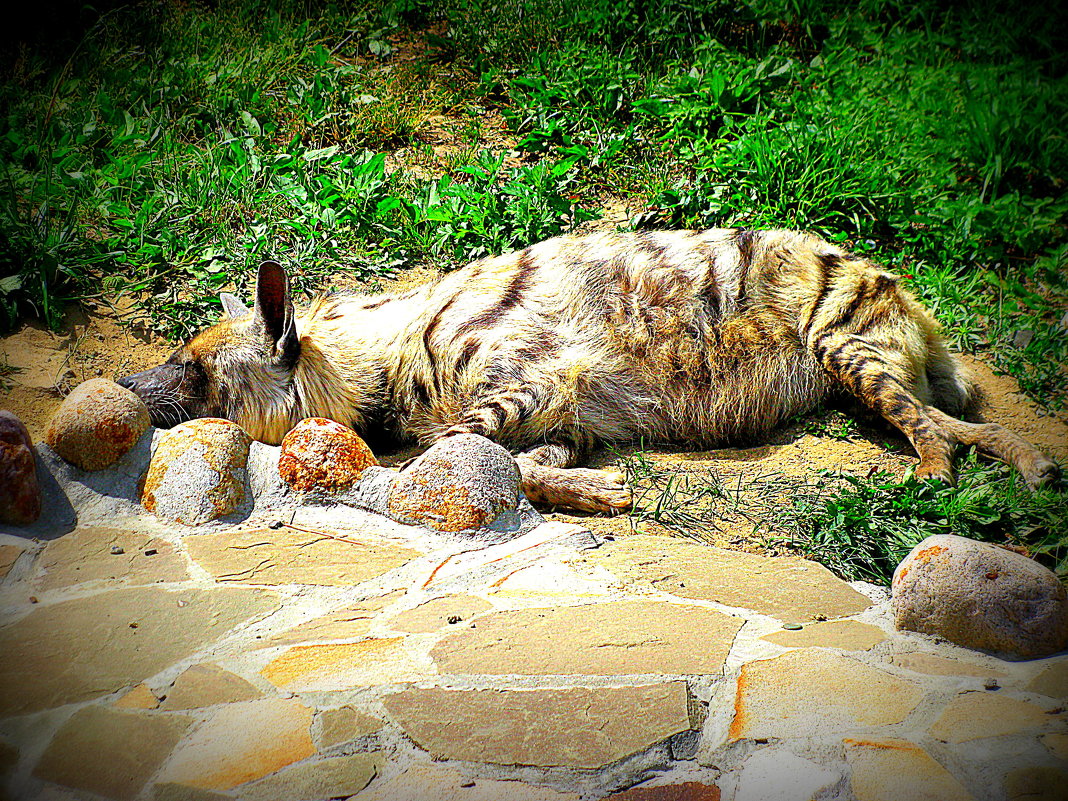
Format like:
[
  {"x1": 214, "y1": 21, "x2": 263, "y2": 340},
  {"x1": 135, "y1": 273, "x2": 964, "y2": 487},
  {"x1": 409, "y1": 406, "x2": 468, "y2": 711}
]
[{"x1": 116, "y1": 375, "x2": 136, "y2": 391}]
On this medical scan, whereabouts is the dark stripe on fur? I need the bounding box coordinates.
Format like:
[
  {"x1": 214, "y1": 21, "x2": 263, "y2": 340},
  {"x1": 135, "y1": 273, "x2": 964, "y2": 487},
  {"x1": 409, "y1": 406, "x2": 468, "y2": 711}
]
[{"x1": 457, "y1": 249, "x2": 538, "y2": 335}]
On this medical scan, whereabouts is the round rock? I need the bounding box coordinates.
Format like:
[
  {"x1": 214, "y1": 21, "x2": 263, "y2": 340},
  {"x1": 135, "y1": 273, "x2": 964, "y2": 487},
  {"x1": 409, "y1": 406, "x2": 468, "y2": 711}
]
[
  {"x1": 141, "y1": 418, "x2": 251, "y2": 525},
  {"x1": 386, "y1": 434, "x2": 521, "y2": 532},
  {"x1": 45, "y1": 378, "x2": 151, "y2": 471},
  {"x1": 0, "y1": 410, "x2": 41, "y2": 525},
  {"x1": 892, "y1": 534, "x2": 1068, "y2": 659},
  {"x1": 278, "y1": 417, "x2": 377, "y2": 493}
]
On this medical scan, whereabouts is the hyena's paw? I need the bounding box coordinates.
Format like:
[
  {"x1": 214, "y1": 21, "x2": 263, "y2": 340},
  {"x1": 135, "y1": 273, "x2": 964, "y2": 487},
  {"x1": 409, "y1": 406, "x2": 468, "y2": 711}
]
[
  {"x1": 519, "y1": 464, "x2": 633, "y2": 515},
  {"x1": 915, "y1": 459, "x2": 956, "y2": 487},
  {"x1": 1022, "y1": 454, "x2": 1061, "y2": 490}
]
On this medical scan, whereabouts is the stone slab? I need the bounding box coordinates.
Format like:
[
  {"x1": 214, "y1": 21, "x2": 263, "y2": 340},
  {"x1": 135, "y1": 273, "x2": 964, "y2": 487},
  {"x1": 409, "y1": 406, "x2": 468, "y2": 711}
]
[
  {"x1": 254, "y1": 592, "x2": 403, "y2": 649},
  {"x1": 608, "y1": 783, "x2": 721, "y2": 800},
  {"x1": 33, "y1": 706, "x2": 192, "y2": 801},
  {"x1": 114, "y1": 684, "x2": 160, "y2": 710},
  {"x1": 236, "y1": 753, "x2": 382, "y2": 801},
  {"x1": 383, "y1": 683, "x2": 694, "y2": 768},
  {"x1": 760, "y1": 620, "x2": 885, "y2": 651},
  {"x1": 729, "y1": 649, "x2": 923, "y2": 741},
  {"x1": 354, "y1": 763, "x2": 581, "y2": 801},
  {"x1": 37, "y1": 527, "x2": 186, "y2": 590},
  {"x1": 888, "y1": 653, "x2": 1006, "y2": 678},
  {"x1": 844, "y1": 738, "x2": 974, "y2": 801},
  {"x1": 389, "y1": 594, "x2": 493, "y2": 633},
  {"x1": 317, "y1": 706, "x2": 385, "y2": 748},
  {"x1": 153, "y1": 784, "x2": 232, "y2": 801},
  {"x1": 1043, "y1": 733, "x2": 1068, "y2": 760},
  {"x1": 735, "y1": 747, "x2": 839, "y2": 801},
  {"x1": 157, "y1": 698, "x2": 314, "y2": 790},
  {"x1": 1027, "y1": 659, "x2": 1068, "y2": 701},
  {"x1": 583, "y1": 535, "x2": 870, "y2": 624},
  {"x1": 185, "y1": 527, "x2": 419, "y2": 586},
  {"x1": 1004, "y1": 766, "x2": 1068, "y2": 801},
  {"x1": 261, "y1": 638, "x2": 431, "y2": 691},
  {"x1": 432, "y1": 600, "x2": 742, "y2": 675},
  {"x1": 159, "y1": 664, "x2": 262, "y2": 710},
  {"x1": 928, "y1": 691, "x2": 1054, "y2": 743},
  {"x1": 0, "y1": 586, "x2": 278, "y2": 717},
  {"x1": 0, "y1": 545, "x2": 23, "y2": 579}
]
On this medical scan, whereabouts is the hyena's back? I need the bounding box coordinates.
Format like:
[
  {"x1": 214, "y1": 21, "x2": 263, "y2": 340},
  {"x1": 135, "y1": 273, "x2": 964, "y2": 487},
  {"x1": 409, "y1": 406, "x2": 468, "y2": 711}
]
[{"x1": 395, "y1": 227, "x2": 965, "y2": 449}]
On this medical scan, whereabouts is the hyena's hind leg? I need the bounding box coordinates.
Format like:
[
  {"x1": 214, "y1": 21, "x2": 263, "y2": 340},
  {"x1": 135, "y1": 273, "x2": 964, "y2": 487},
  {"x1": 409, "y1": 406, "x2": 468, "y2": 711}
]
[
  {"x1": 813, "y1": 330, "x2": 1059, "y2": 489},
  {"x1": 442, "y1": 391, "x2": 632, "y2": 514}
]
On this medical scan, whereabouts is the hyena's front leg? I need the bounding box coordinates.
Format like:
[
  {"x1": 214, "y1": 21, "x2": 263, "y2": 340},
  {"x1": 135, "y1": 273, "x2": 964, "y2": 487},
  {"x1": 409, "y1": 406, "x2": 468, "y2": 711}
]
[{"x1": 442, "y1": 392, "x2": 632, "y2": 514}]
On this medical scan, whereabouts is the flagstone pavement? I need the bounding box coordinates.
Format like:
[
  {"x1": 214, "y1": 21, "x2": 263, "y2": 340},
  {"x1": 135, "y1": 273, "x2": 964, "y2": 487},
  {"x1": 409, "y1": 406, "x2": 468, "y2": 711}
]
[{"x1": 0, "y1": 515, "x2": 1065, "y2": 801}]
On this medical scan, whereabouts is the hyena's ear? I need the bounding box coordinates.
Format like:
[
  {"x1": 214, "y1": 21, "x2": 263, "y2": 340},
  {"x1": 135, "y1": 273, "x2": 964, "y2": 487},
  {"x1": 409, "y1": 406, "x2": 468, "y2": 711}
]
[
  {"x1": 253, "y1": 260, "x2": 300, "y2": 366},
  {"x1": 219, "y1": 292, "x2": 250, "y2": 319}
]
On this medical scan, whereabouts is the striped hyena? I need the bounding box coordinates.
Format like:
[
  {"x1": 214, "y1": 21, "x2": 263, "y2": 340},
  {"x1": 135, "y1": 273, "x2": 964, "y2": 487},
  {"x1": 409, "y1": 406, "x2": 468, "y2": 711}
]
[{"x1": 118, "y1": 228, "x2": 1060, "y2": 512}]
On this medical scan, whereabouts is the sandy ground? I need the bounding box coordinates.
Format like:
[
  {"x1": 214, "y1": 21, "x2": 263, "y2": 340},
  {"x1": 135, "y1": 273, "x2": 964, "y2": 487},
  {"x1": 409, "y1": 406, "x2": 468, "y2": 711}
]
[{"x1": 2, "y1": 290, "x2": 1065, "y2": 548}]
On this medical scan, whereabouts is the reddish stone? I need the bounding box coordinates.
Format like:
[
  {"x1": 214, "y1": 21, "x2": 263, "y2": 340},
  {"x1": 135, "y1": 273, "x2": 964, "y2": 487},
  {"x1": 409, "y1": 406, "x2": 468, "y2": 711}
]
[
  {"x1": 278, "y1": 417, "x2": 377, "y2": 493},
  {"x1": 0, "y1": 409, "x2": 41, "y2": 524},
  {"x1": 46, "y1": 378, "x2": 150, "y2": 471},
  {"x1": 608, "y1": 783, "x2": 722, "y2": 801}
]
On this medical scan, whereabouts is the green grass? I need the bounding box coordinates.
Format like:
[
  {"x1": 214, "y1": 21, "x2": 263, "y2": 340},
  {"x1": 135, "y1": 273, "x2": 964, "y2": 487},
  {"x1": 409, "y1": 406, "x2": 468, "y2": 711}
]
[{"x1": 2, "y1": 0, "x2": 1065, "y2": 577}]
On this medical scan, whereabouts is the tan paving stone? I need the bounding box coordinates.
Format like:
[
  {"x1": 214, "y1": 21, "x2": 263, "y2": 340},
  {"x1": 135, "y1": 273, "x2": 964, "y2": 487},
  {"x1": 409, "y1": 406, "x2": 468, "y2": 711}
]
[
  {"x1": 37, "y1": 527, "x2": 186, "y2": 590},
  {"x1": 0, "y1": 544, "x2": 23, "y2": 579},
  {"x1": 844, "y1": 738, "x2": 973, "y2": 801},
  {"x1": 317, "y1": 706, "x2": 385, "y2": 748},
  {"x1": 253, "y1": 593, "x2": 404, "y2": 649},
  {"x1": 433, "y1": 601, "x2": 742, "y2": 675},
  {"x1": 159, "y1": 664, "x2": 262, "y2": 710},
  {"x1": 1043, "y1": 732, "x2": 1068, "y2": 760},
  {"x1": 607, "y1": 782, "x2": 721, "y2": 800},
  {"x1": 114, "y1": 684, "x2": 160, "y2": 710},
  {"x1": 261, "y1": 638, "x2": 430, "y2": 691},
  {"x1": 153, "y1": 783, "x2": 232, "y2": 801},
  {"x1": 729, "y1": 649, "x2": 923, "y2": 741},
  {"x1": 383, "y1": 683, "x2": 694, "y2": 768},
  {"x1": 389, "y1": 595, "x2": 493, "y2": 633},
  {"x1": 888, "y1": 652, "x2": 1006, "y2": 678},
  {"x1": 157, "y1": 698, "x2": 314, "y2": 790},
  {"x1": 33, "y1": 706, "x2": 192, "y2": 801},
  {"x1": 760, "y1": 620, "x2": 885, "y2": 651},
  {"x1": 1004, "y1": 766, "x2": 1068, "y2": 801},
  {"x1": 0, "y1": 736, "x2": 17, "y2": 777},
  {"x1": 236, "y1": 753, "x2": 382, "y2": 801},
  {"x1": 584, "y1": 535, "x2": 870, "y2": 624},
  {"x1": 928, "y1": 691, "x2": 1055, "y2": 743},
  {"x1": 1027, "y1": 659, "x2": 1068, "y2": 701},
  {"x1": 353, "y1": 763, "x2": 581, "y2": 801},
  {"x1": 0, "y1": 587, "x2": 278, "y2": 717},
  {"x1": 185, "y1": 527, "x2": 420, "y2": 586}
]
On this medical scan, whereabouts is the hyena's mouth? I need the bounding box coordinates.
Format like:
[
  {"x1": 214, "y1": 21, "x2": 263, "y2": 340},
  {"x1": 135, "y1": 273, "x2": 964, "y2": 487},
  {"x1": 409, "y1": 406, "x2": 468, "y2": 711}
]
[{"x1": 116, "y1": 363, "x2": 204, "y2": 429}]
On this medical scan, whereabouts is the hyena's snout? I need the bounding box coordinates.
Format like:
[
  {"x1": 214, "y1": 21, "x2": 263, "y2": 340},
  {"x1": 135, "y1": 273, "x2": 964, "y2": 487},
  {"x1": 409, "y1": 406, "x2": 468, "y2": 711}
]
[{"x1": 116, "y1": 363, "x2": 205, "y2": 429}]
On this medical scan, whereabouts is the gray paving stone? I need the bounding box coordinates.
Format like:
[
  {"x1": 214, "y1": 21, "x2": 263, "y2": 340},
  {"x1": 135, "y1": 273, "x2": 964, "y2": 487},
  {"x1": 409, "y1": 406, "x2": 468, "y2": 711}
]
[
  {"x1": 0, "y1": 587, "x2": 278, "y2": 717},
  {"x1": 36, "y1": 526, "x2": 186, "y2": 590},
  {"x1": 928, "y1": 691, "x2": 1055, "y2": 743},
  {"x1": 1027, "y1": 658, "x2": 1068, "y2": 701},
  {"x1": 1004, "y1": 766, "x2": 1068, "y2": 801},
  {"x1": 159, "y1": 664, "x2": 262, "y2": 710},
  {"x1": 316, "y1": 706, "x2": 385, "y2": 748},
  {"x1": 235, "y1": 753, "x2": 382, "y2": 801},
  {"x1": 583, "y1": 535, "x2": 870, "y2": 624},
  {"x1": 156, "y1": 698, "x2": 314, "y2": 791},
  {"x1": 729, "y1": 649, "x2": 923, "y2": 741},
  {"x1": 33, "y1": 706, "x2": 192, "y2": 801},
  {"x1": 844, "y1": 737, "x2": 974, "y2": 801},
  {"x1": 185, "y1": 526, "x2": 420, "y2": 586},
  {"x1": 432, "y1": 600, "x2": 742, "y2": 675},
  {"x1": 735, "y1": 747, "x2": 839, "y2": 801},
  {"x1": 383, "y1": 683, "x2": 695, "y2": 768}
]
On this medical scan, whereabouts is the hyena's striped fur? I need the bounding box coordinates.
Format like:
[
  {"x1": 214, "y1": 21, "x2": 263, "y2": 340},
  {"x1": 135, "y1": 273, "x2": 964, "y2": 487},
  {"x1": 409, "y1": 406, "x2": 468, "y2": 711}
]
[{"x1": 118, "y1": 228, "x2": 1059, "y2": 513}]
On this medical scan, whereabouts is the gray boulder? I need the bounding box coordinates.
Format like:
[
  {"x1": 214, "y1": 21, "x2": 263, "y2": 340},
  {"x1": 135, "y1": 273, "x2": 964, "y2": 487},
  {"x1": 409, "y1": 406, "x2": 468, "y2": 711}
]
[
  {"x1": 892, "y1": 534, "x2": 1068, "y2": 659},
  {"x1": 141, "y1": 418, "x2": 251, "y2": 525},
  {"x1": 45, "y1": 379, "x2": 150, "y2": 471},
  {"x1": 386, "y1": 434, "x2": 521, "y2": 533}
]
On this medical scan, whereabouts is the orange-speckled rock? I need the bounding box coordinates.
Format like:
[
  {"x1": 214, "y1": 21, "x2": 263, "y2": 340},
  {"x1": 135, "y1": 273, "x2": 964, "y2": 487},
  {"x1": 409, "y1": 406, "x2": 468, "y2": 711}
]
[
  {"x1": 0, "y1": 410, "x2": 41, "y2": 524},
  {"x1": 892, "y1": 534, "x2": 1068, "y2": 659},
  {"x1": 278, "y1": 417, "x2": 376, "y2": 493},
  {"x1": 386, "y1": 434, "x2": 520, "y2": 533},
  {"x1": 45, "y1": 378, "x2": 151, "y2": 471},
  {"x1": 141, "y1": 418, "x2": 250, "y2": 525}
]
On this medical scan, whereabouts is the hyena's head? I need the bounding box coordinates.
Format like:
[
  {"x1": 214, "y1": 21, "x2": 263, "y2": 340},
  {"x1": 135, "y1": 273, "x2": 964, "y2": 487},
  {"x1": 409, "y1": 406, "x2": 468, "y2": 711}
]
[{"x1": 118, "y1": 261, "x2": 300, "y2": 439}]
